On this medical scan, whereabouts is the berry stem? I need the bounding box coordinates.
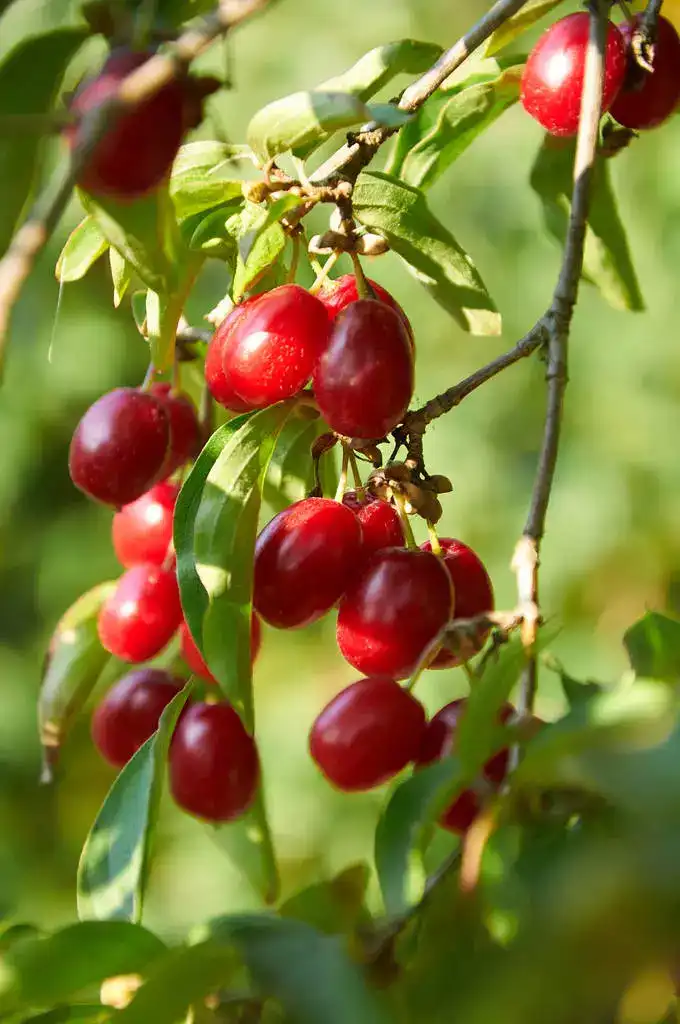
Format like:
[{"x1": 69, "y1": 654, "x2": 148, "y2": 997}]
[
  {"x1": 309, "y1": 252, "x2": 340, "y2": 295},
  {"x1": 348, "y1": 449, "x2": 366, "y2": 501},
  {"x1": 403, "y1": 627, "x2": 446, "y2": 692},
  {"x1": 334, "y1": 445, "x2": 349, "y2": 502},
  {"x1": 391, "y1": 490, "x2": 418, "y2": 551},
  {"x1": 287, "y1": 233, "x2": 301, "y2": 284},
  {"x1": 427, "y1": 520, "x2": 442, "y2": 557},
  {"x1": 350, "y1": 253, "x2": 376, "y2": 300}
]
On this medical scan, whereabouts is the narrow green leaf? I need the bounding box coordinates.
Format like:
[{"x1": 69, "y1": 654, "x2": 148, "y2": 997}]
[
  {"x1": 0, "y1": 923, "x2": 41, "y2": 952},
  {"x1": 55, "y1": 218, "x2": 108, "y2": 283},
  {"x1": 0, "y1": 28, "x2": 88, "y2": 255},
  {"x1": 77, "y1": 684, "x2": 192, "y2": 924},
  {"x1": 170, "y1": 141, "x2": 247, "y2": 222},
  {"x1": 226, "y1": 197, "x2": 302, "y2": 300},
  {"x1": 624, "y1": 612, "x2": 680, "y2": 683},
  {"x1": 20, "y1": 1004, "x2": 109, "y2": 1023},
  {"x1": 530, "y1": 137, "x2": 644, "y2": 312},
  {"x1": 317, "y1": 39, "x2": 443, "y2": 101},
  {"x1": 353, "y1": 170, "x2": 500, "y2": 336},
  {"x1": 280, "y1": 863, "x2": 371, "y2": 935},
  {"x1": 262, "y1": 414, "x2": 323, "y2": 514},
  {"x1": 109, "y1": 248, "x2": 132, "y2": 308},
  {"x1": 0, "y1": 921, "x2": 166, "y2": 1015},
  {"x1": 483, "y1": 0, "x2": 567, "y2": 56},
  {"x1": 248, "y1": 91, "x2": 371, "y2": 163}
]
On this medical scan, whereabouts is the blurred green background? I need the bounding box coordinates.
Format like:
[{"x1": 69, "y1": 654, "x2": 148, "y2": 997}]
[{"x1": 1, "y1": 0, "x2": 679, "y2": 944}]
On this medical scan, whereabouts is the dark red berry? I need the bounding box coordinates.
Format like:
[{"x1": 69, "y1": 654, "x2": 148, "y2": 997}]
[
  {"x1": 179, "y1": 615, "x2": 262, "y2": 684},
  {"x1": 521, "y1": 13, "x2": 626, "y2": 136},
  {"x1": 149, "y1": 383, "x2": 201, "y2": 476},
  {"x1": 309, "y1": 676, "x2": 426, "y2": 791},
  {"x1": 313, "y1": 301, "x2": 414, "y2": 440},
  {"x1": 69, "y1": 388, "x2": 170, "y2": 507},
  {"x1": 317, "y1": 275, "x2": 414, "y2": 348},
  {"x1": 67, "y1": 50, "x2": 189, "y2": 200},
  {"x1": 169, "y1": 701, "x2": 259, "y2": 822},
  {"x1": 611, "y1": 15, "x2": 680, "y2": 129},
  {"x1": 336, "y1": 548, "x2": 453, "y2": 679},
  {"x1": 221, "y1": 285, "x2": 330, "y2": 408},
  {"x1": 420, "y1": 538, "x2": 494, "y2": 669},
  {"x1": 254, "y1": 497, "x2": 362, "y2": 629},
  {"x1": 92, "y1": 668, "x2": 183, "y2": 767},
  {"x1": 205, "y1": 299, "x2": 259, "y2": 412},
  {"x1": 112, "y1": 481, "x2": 178, "y2": 568},
  {"x1": 342, "y1": 490, "x2": 405, "y2": 562},
  {"x1": 98, "y1": 562, "x2": 182, "y2": 662}
]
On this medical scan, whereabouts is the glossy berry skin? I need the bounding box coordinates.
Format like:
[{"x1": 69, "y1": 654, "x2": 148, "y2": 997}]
[
  {"x1": 421, "y1": 538, "x2": 494, "y2": 669},
  {"x1": 112, "y1": 481, "x2": 178, "y2": 568},
  {"x1": 313, "y1": 301, "x2": 414, "y2": 440},
  {"x1": 169, "y1": 702, "x2": 259, "y2": 822},
  {"x1": 521, "y1": 13, "x2": 626, "y2": 136},
  {"x1": 67, "y1": 50, "x2": 188, "y2": 200},
  {"x1": 69, "y1": 388, "x2": 170, "y2": 507},
  {"x1": 92, "y1": 668, "x2": 183, "y2": 768},
  {"x1": 149, "y1": 383, "x2": 201, "y2": 477},
  {"x1": 221, "y1": 285, "x2": 330, "y2": 408},
  {"x1": 309, "y1": 676, "x2": 426, "y2": 791},
  {"x1": 610, "y1": 16, "x2": 680, "y2": 129},
  {"x1": 254, "y1": 498, "x2": 362, "y2": 629},
  {"x1": 205, "y1": 299, "x2": 259, "y2": 412},
  {"x1": 337, "y1": 548, "x2": 454, "y2": 680},
  {"x1": 179, "y1": 615, "x2": 262, "y2": 684},
  {"x1": 98, "y1": 563, "x2": 182, "y2": 662},
  {"x1": 416, "y1": 700, "x2": 514, "y2": 833},
  {"x1": 342, "y1": 491, "x2": 405, "y2": 563},
  {"x1": 317, "y1": 275, "x2": 414, "y2": 348}
]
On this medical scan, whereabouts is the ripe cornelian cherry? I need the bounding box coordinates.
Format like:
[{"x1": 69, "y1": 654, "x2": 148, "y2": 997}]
[
  {"x1": 313, "y1": 301, "x2": 414, "y2": 440},
  {"x1": 416, "y1": 700, "x2": 514, "y2": 833},
  {"x1": 169, "y1": 701, "x2": 259, "y2": 822},
  {"x1": 221, "y1": 285, "x2": 330, "y2": 408},
  {"x1": 98, "y1": 562, "x2": 182, "y2": 662},
  {"x1": 254, "y1": 498, "x2": 362, "y2": 629},
  {"x1": 179, "y1": 615, "x2": 262, "y2": 684},
  {"x1": 317, "y1": 275, "x2": 414, "y2": 348},
  {"x1": 309, "y1": 676, "x2": 426, "y2": 791},
  {"x1": 610, "y1": 16, "x2": 680, "y2": 130},
  {"x1": 337, "y1": 548, "x2": 453, "y2": 679},
  {"x1": 69, "y1": 388, "x2": 170, "y2": 507},
  {"x1": 205, "y1": 299, "x2": 259, "y2": 412},
  {"x1": 420, "y1": 538, "x2": 494, "y2": 669},
  {"x1": 521, "y1": 13, "x2": 626, "y2": 136},
  {"x1": 342, "y1": 490, "x2": 405, "y2": 563},
  {"x1": 92, "y1": 668, "x2": 184, "y2": 768},
  {"x1": 149, "y1": 383, "x2": 201, "y2": 477},
  {"x1": 67, "y1": 49, "x2": 190, "y2": 200},
  {"x1": 112, "y1": 481, "x2": 178, "y2": 568}
]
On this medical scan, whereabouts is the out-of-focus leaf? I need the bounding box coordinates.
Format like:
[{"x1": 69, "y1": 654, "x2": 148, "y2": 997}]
[
  {"x1": 530, "y1": 137, "x2": 644, "y2": 312},
  {"x1": 20, "y1": 1004, "x2": 109, "y2": 1023},
  {"x1": 226, "y1": 197, "x2": 302, "y2": 300},
  {"x1": 280, "y1": 863, "x2": 371, "y2": 935},
  {"x1": 318, "y1": 39, "x2": 443, "y2": 101},
  {"x1": 169, "y1": 141, "x2": 247, "y2": 222},
  {"x1": 77, "y1": 684, "x2": 192, "y2": 924},
  {"x1": 624, "y1": 611, "x2": 680, "y2": 683},
  {"x1": 55, "y1": 218, "x2": 108, "y2": 283},
  {"x1": 483, "y1": 0, "x2": 568, "y2": 55},
  {"x1": 109, "y1": 248, "x2": 132, "y2": 307},
  {"x1": 184, "y1": 199, "x2": 242, "y2": 257},
  {"x1": 353, "y1": 170, "x2": 500, "y2": 336}
]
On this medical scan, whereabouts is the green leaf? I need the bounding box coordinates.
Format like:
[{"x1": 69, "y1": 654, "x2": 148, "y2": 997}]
[
  {"x1": 38, "y1": 581, "x2": 115, "y2": 782},
  {"x1": 530, "y1": 137, "x2": 644, "y2": 312},
  {"x1": 483, "y1": 0, "x2": 567, "y2": 56},
  {"x1": 280, "y1": 863, "x2": 371, "y2": 935},
  {"x1": 109, "y1": 248, "x2": 132, "y2": 308},
  {"x1": 262, "y1": 414, "x2": 324, "y2": 514},
  {"x1": 624, "y1": 612, "x2": 680, "y2": 683},
  {"x1": 375, "y1": 758, "x2": 465, "y2": 916},
  {"x1": 226, "y1": 197, "x2": 301, "y2": 301},
  {"x1": 55, "y1": 218, "x2": 108, "y2": 283},
  {"x1": 317, "y1": 39, "x2": 443, "y2": 101},
  {"x1": 201, "y1": 915, "x2": 391, "y2": 1024},
  {"x1": 0, "y1": 921, "x2": 166, "y2": 1015},
  {"x1": 0, "y1": 28, "x2": 88, "y2": 255},
  {"x1": 170, "y1": 141, "x2": 247, "y2": 222},
  {"x1": 394, "y1": 64, "x2": 523, "y2": 191},
  {"x1": 77, "y1": 684, "x2": 192, "y2": 924},
  {"x1": 353, "y1": 170, "x2": 500, "y2": 336}
]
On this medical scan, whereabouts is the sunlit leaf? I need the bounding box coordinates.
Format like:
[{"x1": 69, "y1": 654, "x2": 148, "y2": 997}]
[
  {"x1": 55, "y1": 218, "x2": 108, "y2": 283},
  {"x1": 483, "y1": 0, "x2": 568, "y2": 55},
  {"x1": 624, "y1": 611, "x2": 680, "y2": 683}
]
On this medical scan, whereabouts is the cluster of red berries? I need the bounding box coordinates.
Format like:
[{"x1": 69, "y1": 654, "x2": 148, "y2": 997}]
[{"x1": 521, "y1": 11, "x2": 680, "y2": 137}]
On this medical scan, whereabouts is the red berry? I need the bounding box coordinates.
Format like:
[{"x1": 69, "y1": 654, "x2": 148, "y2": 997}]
[
  {"x1": 521, "y1": 13, "x2": 626, "y2": 136},
  {"x1": 67, "y1": 50, "x2": 189, "y2": 200},
  {"x1": 98, "y1": 563, "x2": 182, "y2": 662},
  {"x1": 611, "y1": 15, "x2": 680, "y2": 130},
  {"x1": 342, "y1": 491, "x2": 405, "y2": 562},
  {"x1": 317, "y1": 275, "x2": 414, "y2": 349},
  {"x1": 313, "y1": 301, "x2": 414, "y2": 440},
  {"x1": 309, "y1": 676, "x2": 426, "y2": 791},
  {"x1": 169, "y1": 701, "x2": 259, "y2": 822},
  {"x1": 253, "y1": 498, "x2": 362, "y2": 629},
  {"x1": 420, "y1": 538, "x2": 494, "y2": 669},
  {"x1": 112, "y1": 481, "x2": 178, "y2": 568},
  {"x1": 179, "y1": 615, "x2": 262, "y2": 684},
  {"x1": 336, "y1": 548, "x2": 454, "y2": 679},
  {"x1": 205, "y1": 299, "x2": 259, "y2": 412},
  {"x1": 221, "y1": 285, "x2": 330, "y2": 408},
  {"x1": 69, "y1": 388, "x2": 170, "y2": 507},
  {"x1": 92, "y1": 668, "x2": 183, "y2": 767},
  {"x1": 149, "y1": 383, "x2": 201, "y2": 476}
]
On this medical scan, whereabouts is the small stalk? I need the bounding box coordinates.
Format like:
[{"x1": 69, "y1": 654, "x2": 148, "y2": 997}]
[
  {"x1": 348, "y1": 449, "x2": 366, "y2": 500},
  {"x1": 141, "y1": 362, "x2": 156, "y2": 391},
  {"x1": 350, "y1": 253, "x2": 376, "y2": 300},
  {"x1": 309, "y1": 251, "x2": 340, "y2": 295},
  {"x1": 427, "y1": 520, "x2": 443, "y2": 556},
  {"x1": 334, "y1": 446, "x2": 349, "y2": 502},
  {"x1": 404, "y1": 627, "x2": 446, "y2": 693},
  {"x1": 287, "y1": 233, "x2": 301, "y2": 284},
  {"x1": 391, "y1": 490, "x2": 417, "y2": 550}
]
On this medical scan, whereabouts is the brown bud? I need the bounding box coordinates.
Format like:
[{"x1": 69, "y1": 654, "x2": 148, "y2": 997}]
[
  {"x1": 242, "y1": 181, "x2": 271, "y2": 205},
  {"x1": 308, "y1": 231, "x2": 352, "y2": 255},
  {"x1": 356, "y1": 233, "x2": 389, "y2": 257},
  {"x1": 311, "y1": 432, "x2": 337, "y2": 459},
  {"x1": 428, "y1": 474, "x2": 453, "y2": 494},
  {"x1": 384, "y1": 462, "x2": 411, "y2": 483}
]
